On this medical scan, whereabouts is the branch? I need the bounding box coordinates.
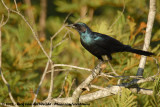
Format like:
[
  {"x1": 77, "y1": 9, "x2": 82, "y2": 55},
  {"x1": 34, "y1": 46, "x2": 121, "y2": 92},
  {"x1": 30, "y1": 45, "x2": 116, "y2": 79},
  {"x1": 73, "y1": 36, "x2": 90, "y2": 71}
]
[
  {"x1": 47, "y1": 39, "x2": 54, "y2": 99},
  {"x1": 72, "y1": 61, "x2": 103, "y2": 105},
  {"x1": 47, "y1": 13, "x2": 71, "y2": 99},
  {"x1": 137, "y1": 0, "x2": 156, "y2": 76},
  {"x1": 39, "y1": 58, "x2": 159, "y2": 105},
  {"x1": 1, "y1": 0, "x2": 52, "y2": 63},
  {"x1": 38, "y1": 86, "x2": 153, "y2": 106},
  {"x1": 0, "y1": 14, "x2": 18, "y2": 107},
  {"x1": 53, "y1": 64, "x2": 92, "y2": 72},
  {"x1": 32, "y1": 60, "x2": 50, "y2": 106},
  {"x1": 58, "y1": 70, "x2": 69, "y2": 98},
  {"x1": 32, "y1": 15, "x2": 70, "y2": 105},
  {"x1": 109, "y1": 0, "x2": 125, "y2": 29},
  {"x1": 121, "y1": 57, "x2": 159, "y2": 87}
]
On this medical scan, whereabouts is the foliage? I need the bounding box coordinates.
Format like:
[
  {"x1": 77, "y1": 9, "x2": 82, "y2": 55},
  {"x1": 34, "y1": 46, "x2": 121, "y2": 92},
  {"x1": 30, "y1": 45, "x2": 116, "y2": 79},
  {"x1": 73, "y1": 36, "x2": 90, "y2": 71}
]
[
  {"x1": 149, "y1": 78, "x2": 160, "y2": 106},
  {"x1": 111, "y1": 88, "x2": 137, "y2": 107}
]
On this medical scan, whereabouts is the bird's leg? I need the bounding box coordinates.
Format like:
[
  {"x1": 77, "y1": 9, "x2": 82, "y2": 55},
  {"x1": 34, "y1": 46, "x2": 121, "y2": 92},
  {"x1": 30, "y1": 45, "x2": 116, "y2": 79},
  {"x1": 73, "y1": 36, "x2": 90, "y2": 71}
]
[
  {"x1": 102, "y1": 55, "x2": 109, "y2": 62},
  {"x1": 102, "y1": 55, "x2": 119, "y2": 76}
]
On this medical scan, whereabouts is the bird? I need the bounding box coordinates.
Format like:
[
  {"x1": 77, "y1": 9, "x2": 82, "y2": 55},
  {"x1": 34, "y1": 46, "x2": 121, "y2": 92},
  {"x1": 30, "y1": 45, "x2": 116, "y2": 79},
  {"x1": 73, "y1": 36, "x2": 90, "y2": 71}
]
[{"x1": 67, "y1": 22, "x2": 154, "y2": 61}]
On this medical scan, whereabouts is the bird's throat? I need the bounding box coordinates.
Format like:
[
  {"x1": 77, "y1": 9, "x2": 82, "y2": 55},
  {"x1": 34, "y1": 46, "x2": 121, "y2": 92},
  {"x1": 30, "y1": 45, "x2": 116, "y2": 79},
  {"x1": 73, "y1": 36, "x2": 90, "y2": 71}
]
[{"x1": 80, "y1": 32, "x2": 93, "y2": 45}]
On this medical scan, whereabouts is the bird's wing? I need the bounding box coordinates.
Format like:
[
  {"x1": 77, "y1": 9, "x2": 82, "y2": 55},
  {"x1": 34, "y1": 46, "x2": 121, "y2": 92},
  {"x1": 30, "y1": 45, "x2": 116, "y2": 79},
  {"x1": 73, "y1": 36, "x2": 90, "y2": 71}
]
[{"x1": 93, "y1": 32, "x2": 125, "y2": 53}]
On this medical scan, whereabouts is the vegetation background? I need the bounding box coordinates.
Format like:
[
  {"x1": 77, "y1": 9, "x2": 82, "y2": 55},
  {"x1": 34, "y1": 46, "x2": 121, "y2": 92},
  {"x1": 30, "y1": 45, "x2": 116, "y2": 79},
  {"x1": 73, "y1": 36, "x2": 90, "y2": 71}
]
[{"x1": 0, "y1": 0, "x2": 160, "y2": 106}]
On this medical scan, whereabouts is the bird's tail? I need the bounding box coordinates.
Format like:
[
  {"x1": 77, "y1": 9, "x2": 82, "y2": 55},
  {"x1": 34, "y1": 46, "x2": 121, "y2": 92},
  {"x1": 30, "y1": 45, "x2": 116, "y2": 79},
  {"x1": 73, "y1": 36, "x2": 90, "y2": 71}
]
[{"x1": 124, "y1": 45, "x2": 154, "y2": 56}]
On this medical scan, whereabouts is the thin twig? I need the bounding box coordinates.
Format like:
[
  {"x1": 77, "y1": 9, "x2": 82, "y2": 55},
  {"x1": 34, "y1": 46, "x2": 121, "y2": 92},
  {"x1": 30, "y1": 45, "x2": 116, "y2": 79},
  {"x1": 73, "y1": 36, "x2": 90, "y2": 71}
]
[
  {"x1": 53, "y1": 38, "x2": 68, "y2": 49},
  {"x1": 1, "y1": 3, "x2": 10, "y2": 27},
  {"x1": 47, "y1": 13, "x2": 71, "y2": 98},
  {"x1": 63, "y1": 12, "x2": 72, "y2": 24},
  {"x1": 47, "y1": 38, "x2": 54, "y2": 99},
  {"x1": 152, "y1": 57, "x2": 160, "y2": 76},
  {"x1": 58, "y1": 70, "x2": 69, "y2": 98},
  {"x1": 1, "y1": 0, "x2": 9, "y2": 10},
  {"x1": 100, "y1": 73, "x2": 143, "y2": 79},
  {"x1": 47, "y1": 68, "x2": 73, "y2": 73},
  {"x1": 13, "y1": 0, "x2": 19, "y2": 12},
  {"x1": 109, "y1": 0, "x2": 125, "y2": 28},
  {"x1": 51, "y1": 13, "x2": 71, "y2": 40},
  {"x1": 1, "y1": 0, "x2": 52, "y2": 63},
  {"x1": 107, "y1": 60, "x2": 121, "y2": 84},
  {"x1": 0, "y1": 70, "x2": 18, "y2": 107},
  {"x1": 32, "y1": 61, "x2": 50, "y2": 106},
  {"x1": 54, "y1": 64, "x2": 92, "y2": 72},
  {"x1": 47, "y1": 64, "x2": 54, "y2": 99},
  {"x1": 0, "y1": 12, "x2": 18, "y2": 107},
  {"x1": 51, "y1": 25, "x2": 66, "y2": 40},
  {"x1": 66, "y1": 78, "x2": 75, "y2": 97},
  {"x1": 0, "y1": 15, "x2": 4, "y2": 25},
  {"x1": 107, "y1": 61, "x2": 119, "y2": 76}
]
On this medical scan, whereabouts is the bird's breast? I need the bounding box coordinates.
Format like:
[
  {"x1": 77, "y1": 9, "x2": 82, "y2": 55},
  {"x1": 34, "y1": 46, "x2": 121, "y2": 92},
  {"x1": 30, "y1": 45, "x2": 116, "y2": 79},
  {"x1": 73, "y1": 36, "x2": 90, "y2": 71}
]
[{"x1": 80, "y1": 34, "x2": 93, "y2": 45}]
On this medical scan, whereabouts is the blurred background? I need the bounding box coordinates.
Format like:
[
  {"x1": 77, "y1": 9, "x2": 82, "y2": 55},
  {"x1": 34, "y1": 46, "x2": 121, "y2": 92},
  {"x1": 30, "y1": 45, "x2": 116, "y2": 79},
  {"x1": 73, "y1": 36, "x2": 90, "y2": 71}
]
[{"x1": 0, "y1": 0, "x2": 160, "y2": 106}]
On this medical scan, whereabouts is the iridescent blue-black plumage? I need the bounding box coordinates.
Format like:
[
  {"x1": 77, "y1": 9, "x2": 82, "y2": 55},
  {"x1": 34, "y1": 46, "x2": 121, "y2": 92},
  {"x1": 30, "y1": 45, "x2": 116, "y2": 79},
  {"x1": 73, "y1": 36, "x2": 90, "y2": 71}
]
[{"x1": 68, "y1": 22, "x2": 154, "y2": 60}]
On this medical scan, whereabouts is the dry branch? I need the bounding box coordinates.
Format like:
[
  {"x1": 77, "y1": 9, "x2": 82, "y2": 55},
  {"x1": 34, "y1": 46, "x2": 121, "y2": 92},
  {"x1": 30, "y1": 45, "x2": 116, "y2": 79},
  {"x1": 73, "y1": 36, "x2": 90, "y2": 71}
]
[
  {"x1": 72, "y1": 61, "x2": 103, "y2": 104},
  {"x1": 1, "y1": 0, "x2": 52, "y2": 62},
  {"x1": 38, "y1": 86, "x2": 153, "y2": 107},
  {"x1": 0, "y1": 7, "x2": 18, "y2": 107},
  {"x1": 137, "y1": 0, "x2": 156, "y2": 76}
]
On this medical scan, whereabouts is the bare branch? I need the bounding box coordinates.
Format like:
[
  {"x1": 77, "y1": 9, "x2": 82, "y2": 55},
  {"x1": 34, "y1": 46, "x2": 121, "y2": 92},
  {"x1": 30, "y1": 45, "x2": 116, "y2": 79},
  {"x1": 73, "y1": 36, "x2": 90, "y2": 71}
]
[
  {"x1": 107, "y1": 60, "x2": 119, "y2": 76},
  {"x1": 67, "y1": 79, "x2": 75, "y2": 97},
  {"x1": 72, "y1": 61, "x2": 103, "y2": 104},
  {"x1": 53, "y1": 64, "x2": 92, "y2": 72},
  {"x1": 39, "y1": 86, "x2": 153, "y2": 106},
  {"x1": 47, "y1": 39, "x2": 54, "y2": 99},
  {"x1": 58, "y1": 70, "x2": 69, "y2": 98},
  {"x1": 53, "y1": 35, "x2": 69, "y2": 49},
  {"x1": 0, "y1": 35, "x2": 18, "y2": 107},
  {"x1": 13, "y1": 0, "x2": 19, "y2": 12},
  {"x1": 0, "y1": 11, "x2": 18, "y2": 107},
  {"x1": 63, "y1": 12, "x2": 72, "y2": 24},
  {"x1": 47, "y1": 68, "x2": 73, "y2": 73},
  {"x1": 51, "y1": 25, "x2": 66, "y2": 40},
  {"x1": 32, "y1": 61, "x2": 50, "y2": 106},
  {"x1": 47, "y1": 14, "x2": 71, "y2": 98},
  {"x1": 100, "y1": 73, "x2": 143, "y2": 79},
  {"x1": 51, "y1": 13, "x2": 71, "y2": 40},
  {"x1": 138, "y1": 0, "x2": 156, "y2": 71},
  {"x1": 109, "y1": 0, "x2": 125, "y2": 29},
  {"x1": 1, "y1": 0, "x2": 52, "y2": 63},
  {"x1": 0, "y1": 70, "x2": 18, "y2": 107}
]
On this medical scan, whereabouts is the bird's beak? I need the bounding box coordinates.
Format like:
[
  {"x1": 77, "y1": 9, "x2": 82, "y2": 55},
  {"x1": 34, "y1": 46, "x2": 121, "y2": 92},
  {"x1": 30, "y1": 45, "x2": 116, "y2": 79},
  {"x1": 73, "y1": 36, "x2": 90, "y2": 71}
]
[{"x1": 66, "y1": 24, "x2": 76, "y2": 29}]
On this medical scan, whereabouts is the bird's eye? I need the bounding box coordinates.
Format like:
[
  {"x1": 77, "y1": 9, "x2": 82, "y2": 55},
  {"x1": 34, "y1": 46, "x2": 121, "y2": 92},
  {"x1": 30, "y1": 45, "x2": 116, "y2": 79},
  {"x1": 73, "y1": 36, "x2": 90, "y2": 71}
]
[
  {"x1": 73, "y1": 24, "x2": 86, "y2": 33},
  {"x1": 80, "y1": 26, "x2": 86, "y2": 33}
]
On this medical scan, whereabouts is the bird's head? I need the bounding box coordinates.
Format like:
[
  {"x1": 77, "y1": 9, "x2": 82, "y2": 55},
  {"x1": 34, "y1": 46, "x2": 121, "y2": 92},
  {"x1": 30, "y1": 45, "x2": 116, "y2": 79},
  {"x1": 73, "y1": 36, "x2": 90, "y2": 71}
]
[{"x1": 67, "y1": 22, "x2": 91, "y2": 34}]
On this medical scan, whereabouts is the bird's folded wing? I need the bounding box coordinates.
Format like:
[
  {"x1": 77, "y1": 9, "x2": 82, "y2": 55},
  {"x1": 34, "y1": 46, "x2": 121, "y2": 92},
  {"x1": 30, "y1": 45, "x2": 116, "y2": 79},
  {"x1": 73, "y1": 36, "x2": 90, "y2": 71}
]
[{"x1": 93, "y1": 33, "x2": 125, "y2": 52}]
